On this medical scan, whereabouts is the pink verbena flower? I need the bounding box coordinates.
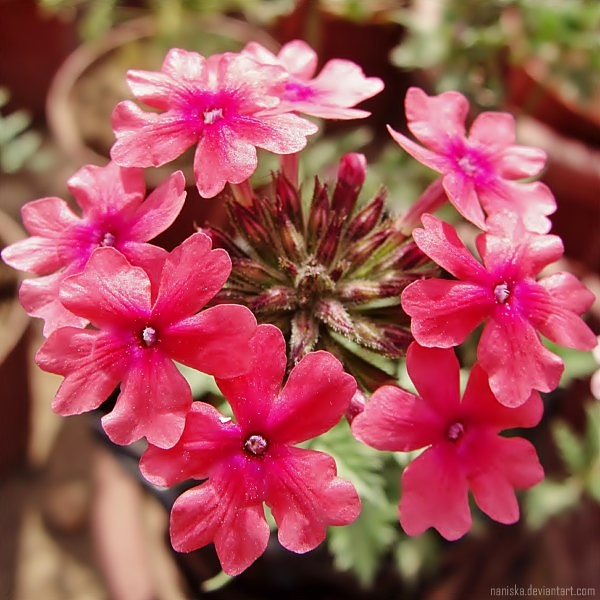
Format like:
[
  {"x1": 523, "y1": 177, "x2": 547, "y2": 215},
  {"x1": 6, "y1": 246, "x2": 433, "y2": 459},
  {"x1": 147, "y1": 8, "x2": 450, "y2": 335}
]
[
  {"x1": 35, "y1": 232, "x2": 258, "y2": 449},
  {"x1": 352, "y1": 343, "x2": 544, "y2": 540},
  {"x1": 401, "y1": 214, "x2": 597, "y2": 407},
  {"x1": 110, "y1": 49, "x2": 318, "y2": 198},
  {"x1": 388, "y1": 87, "x2": 556, "y2": 232},
  {"x1": 140, "y1": 324, "x2": 360, "y2": 575},
  {"x1": 242, "y1": 39, "x2": 384, "y2": 120},
  {"x1": 1, "y1": 162, "x2": 185, "y2": 336}
]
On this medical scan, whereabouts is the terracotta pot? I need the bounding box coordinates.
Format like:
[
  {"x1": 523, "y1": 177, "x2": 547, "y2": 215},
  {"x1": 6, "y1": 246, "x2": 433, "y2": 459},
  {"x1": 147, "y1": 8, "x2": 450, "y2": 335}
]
[
  {"x1": 0, "y1": 0, "x2": 77, "y2": 121},
  {"x1": 0, "y1": 209, "x2": 31, "y2": 479}
]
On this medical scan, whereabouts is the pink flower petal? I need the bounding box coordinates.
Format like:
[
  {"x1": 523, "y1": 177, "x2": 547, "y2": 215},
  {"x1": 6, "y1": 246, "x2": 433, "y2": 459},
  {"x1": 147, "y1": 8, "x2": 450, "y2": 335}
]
[
  {"x1": 215, "y1": 324, "x2": 286, "y2": 431},
  {"x1": 497, "y1": 145, "x2": 547, "y2": 179},
  {"x1": 170, "y1": 479, "x2": 270, "y2": 576},
  {"x1": 164, "y1": 304, "x2": 258, "y2": 379},
  {"x1": 399, "y1": 445, "x2": 471, "y2": 540},
  {"x1": 413, "y1": 215, "x2": 489, "y2": 282},
  {"x1": 19, "y1": 271, "x2": 88, "y2": 336},
  {"x1": 387, "y1": 126, "x2": 447, "y2": 172},
  {"x1": 161, "y1": 47, "x2": 208, "y2": 82},
  {"x1": 1, "y1": 236, "x2": 64, "y2": 274},
  {"x1": 479, "y1": 180, "x2": 556, "y2": 235},
  {"x1": 478, "y1": 316, "x2": 564, "y2": 407},
  {"x1": 468, "y1": 112, "x2": 516, "y2": 151},
  {"x1": 152, "y1": 232, "x2": 231, "y2": 323},
  {"x1": 140, "y1": 402, "x2": 240, "y2": 487},
  {"x1": 67, "y1": 161, "x2": 146, "y2": 217},
  {"x1": 111, "y1": 101, "x2": 197, "y2": 168},
  {"x1": 193, "y1": 126, "x2": 258, "y2": 198},
  {"x1": 20, "y1": 196, "x2": 80, "y2": 235},
  {"x1": 268, "y1": 447, "x2": 360, "y2": 553},
  {"x1": 101, "y1": 349, "x2": 192, "y2": 448},
  {"x1": 476, "y1": 225, "x2": 563, "y2": 276},
  {"x1": 538, "y1": 272, "x2": 596, "y2": 314},
  {"x1": 269, "y1": 350, "x2": 356, "y2": 444},
  {"x1": 126, "y1": 68, "x2": 178, "y2": 110},
  {"x1": 36, "y1": 328, "x2": 127, "y2": 414},
  {"x1": 277, "y1": 40, "x2": 318, "y2": 79},
  {"x1": 59, "y1": 247, "x2": 152, "y2": 329},
  {"x1": 402, "y1": 279, "x2": 493, "y2": 347},
  {"x1": 442, "y1": 171, "x2": 487, "y2": 230},
  {"x1": 351, "y1": 384, "x2": 444, "y2": 451},
  {"x1": 461, "y1": 364, "x2": 543, "y2": 430},
  {"x1": 126, "y1": 170, "x2": 186, "y2": 241},
  {"x1": 522, "y1": 281, "x2": 597, "y2": 350},
  {"x1": 404, "y1": 87, "x2": 469, "y2": 153}
]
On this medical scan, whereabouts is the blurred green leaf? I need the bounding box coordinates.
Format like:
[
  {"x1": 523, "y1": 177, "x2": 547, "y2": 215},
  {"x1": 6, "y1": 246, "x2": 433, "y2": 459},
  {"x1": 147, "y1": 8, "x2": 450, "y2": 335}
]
[
  {"x1": 552, "y1": 420, "x2": 588, "y2": 475},
  {"x1": 525, "y1": 478, "x2": 581, "y2": 529}
]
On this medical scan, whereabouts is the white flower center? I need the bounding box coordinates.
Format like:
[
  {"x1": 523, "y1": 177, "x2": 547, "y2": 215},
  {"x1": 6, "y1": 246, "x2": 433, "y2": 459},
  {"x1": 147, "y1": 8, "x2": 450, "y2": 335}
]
[
  {"x1": 141, "y1": 326, "x2": 158, "y2": 347},
  {"x1": 494, "y1": 282, "x2": 511, "y2": 304},
  {"x1": 243, "y1": 434, "x2": 268, "y2": 456},
  {"x1": 203, "y1": 107, "x2": 223, "y2": 125}
]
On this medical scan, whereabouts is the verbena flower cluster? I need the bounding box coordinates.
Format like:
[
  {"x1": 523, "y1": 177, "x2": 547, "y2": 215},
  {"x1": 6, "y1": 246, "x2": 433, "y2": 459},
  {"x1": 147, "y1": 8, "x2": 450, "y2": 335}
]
[{"x1": 2, "y1": 39, "x2": 596, "y2": 576}]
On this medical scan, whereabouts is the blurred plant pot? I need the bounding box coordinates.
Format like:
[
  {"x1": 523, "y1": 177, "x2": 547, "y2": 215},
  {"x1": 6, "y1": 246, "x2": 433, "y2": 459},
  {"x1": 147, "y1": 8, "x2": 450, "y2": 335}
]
[
  {"x1": 507, "y1": 58, "x2": 600, "y2": 149},
  {"x1": 0, "y1": 0, "x2": 78, "y2": 121},
  {"x1": 0, "y1": 209, "x2": 31, "y2": 479},
  {"x1": 46, "y1": 13, "x2": 280, "y2": 249}
]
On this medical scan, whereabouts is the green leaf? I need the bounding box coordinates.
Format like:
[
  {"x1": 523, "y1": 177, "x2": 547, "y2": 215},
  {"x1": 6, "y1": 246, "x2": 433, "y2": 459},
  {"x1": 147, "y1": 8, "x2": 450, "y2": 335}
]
[
  {"x1": 394, "y1": 532, "x2": 438, "y2": 586},
  {"x1": 552, "y1": 420, "x2": 588, "y2": 474},
  {"x1": 328, "y1": 496, "x2": 398, "y2": 587},
  {"x1": 524, "y1": 478, "x2": 581, "y2": 529}
]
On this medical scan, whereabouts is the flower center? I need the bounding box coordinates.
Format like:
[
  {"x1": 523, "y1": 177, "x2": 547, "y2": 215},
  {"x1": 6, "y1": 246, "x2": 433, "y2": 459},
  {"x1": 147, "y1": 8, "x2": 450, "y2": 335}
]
[
  {"x1": 203, "y1": 107, "x2": 223, "y2": 125},
  {"x1": 243, "y1": 434, "x2": 268, "y2": 456},
  {"x1": 140, "y1": 325, "x2": 158, "y2": 348},
  {"x1": 446, "y1": 422, "x2": 465, "y2": 442},
  {"x1": 100, "y1": 232, "x2": 116, "y2": 247},
  {"x1": 494, "y1": 282, "x2": 511, "y2": 304},
  {"x1": 295, "y1": 258, "x2": 335, "y2": 307}
]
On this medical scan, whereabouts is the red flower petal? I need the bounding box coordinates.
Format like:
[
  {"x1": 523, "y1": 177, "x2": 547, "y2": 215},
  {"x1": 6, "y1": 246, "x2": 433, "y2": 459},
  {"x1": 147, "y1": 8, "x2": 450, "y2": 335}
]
[
  {"x1": 402, "y1": 279, "x2": 493, "y2": 347},
  {"x1": 466, "y1": 434, "x2": 543, "y2": 523},
  {"x1": 170, "y1": 479, "x2": 270, "y2": 576},
  {"x1": 270, "y1": 350, "x2": 356, "y2": 444},
  {"x1": 126, "y1": 170, "x2": 186, "y2": 241},
  {"x1": 351, "y1": 384, "x2": 444, "y2": 451},
  {"x1": 152, "y1": 232, "x2": 231, "y2": 323},
  {"x1": 59, "y1": 247, "x2": 152, "y2": 329},
  {"x1": 164, "y1": 304, "x2": 258, "y2": 379},
  {"x1": 399, "y1": 445, "x2": 471, "y2": 540},
  {"x1": 215, "y1": 324, "x2": 286, "y2": 430},
  {"x1": 461, "y1": 364, "x2": 543, "y2": 430},
  {"x1": 478, "y1": 315, "x2": 563, "y2": 407},
  {"x1": 111, "y1": 102, "x2": 197, "y2": 168},
  {"x1": 267, "y1": 447, "x2": 360, "y2": 554},
  {"x1": 140, "y1": 402, "x2": 240, "y2": 487},
  {"x1": 413, "y1": 215, "x2": 489, "y2": 282},
  {"x1": 36, "y1": 328, "x2": 127, "y2": 414},
  {"x1": 101, "y1": 349, "x2": 192, "y2": 448}
]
